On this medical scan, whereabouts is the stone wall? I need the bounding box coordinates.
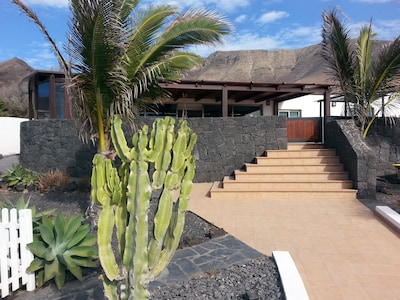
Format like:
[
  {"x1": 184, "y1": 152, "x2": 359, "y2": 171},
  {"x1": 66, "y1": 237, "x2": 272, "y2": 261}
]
[
  {"x1": 20, "y1": 116, "x2": 287, "y2": 182},
  {"x1": 325, "y1": 118, "x2": 400, "y2": 199},
  {"x1": 325, "y1": 118, "x2": 377, "y2": 199},
  {"x1": 365, "y1": 119, "x2": 400, "y2": 178},
  {"x1": 20, "y1": 120, "x2": 96, "y2": 178}
]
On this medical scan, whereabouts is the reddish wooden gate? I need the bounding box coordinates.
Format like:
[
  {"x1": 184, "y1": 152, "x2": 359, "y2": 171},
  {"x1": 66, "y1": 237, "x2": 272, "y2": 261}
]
[{"x1": 287, "y1": 118, "x2": 322, "y2": 142}]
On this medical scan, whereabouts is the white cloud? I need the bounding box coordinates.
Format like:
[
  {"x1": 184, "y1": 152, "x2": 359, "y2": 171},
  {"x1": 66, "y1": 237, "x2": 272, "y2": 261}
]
[
  {"x1": 23, "y1": 41, "x2": 63, "y2": 70},
  {"x1": 141, "y1": 0, "x2": 250, "y2": 13},
  {"x1": 258, "y1": 11, "x2": 289, "y2": 24},
  {"x1": 235, "y1": 15, "x2": 247, "y2": 23},
  {"x1": 22, "y1": 0, "x2": 69, "y2": 8}
]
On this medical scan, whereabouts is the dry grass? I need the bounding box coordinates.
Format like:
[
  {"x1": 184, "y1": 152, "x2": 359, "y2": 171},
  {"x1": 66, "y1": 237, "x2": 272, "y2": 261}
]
[{"x1": 37, "y1": 169, "x2": 69, "y2": 192}]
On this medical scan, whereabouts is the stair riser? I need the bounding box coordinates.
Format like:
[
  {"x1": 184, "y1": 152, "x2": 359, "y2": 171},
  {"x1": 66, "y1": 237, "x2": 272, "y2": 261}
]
[
  {"x1": 266, "y1": 150, "x2": 336, "y2": 157},
  {"x1": 223, "y1": 182, "x2": 353, "y2": 190},
  {"x1": 245, "y1": 165, "x2": 344, "y2": 173},
  {"x1": 235, "y1": 173, "x2": 349, "y2": 181},
  {"x1": 210, "y1": 191, "x2": 356, "y2": 200},
  {"x1": 287, "y1": 143, "x2": 324, "y2": 150},
  {"x1": 256, "y1": 157, "x2": 340, "y2": 165}
]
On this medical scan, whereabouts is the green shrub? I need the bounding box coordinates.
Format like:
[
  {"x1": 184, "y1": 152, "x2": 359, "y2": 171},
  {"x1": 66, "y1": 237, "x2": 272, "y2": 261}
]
[
  {"x1": 0, "y1": 99, "x2": 8, "y2": 116},
  {"x1": 1, "y1": 164, "x2": 38, "y2": 189}
]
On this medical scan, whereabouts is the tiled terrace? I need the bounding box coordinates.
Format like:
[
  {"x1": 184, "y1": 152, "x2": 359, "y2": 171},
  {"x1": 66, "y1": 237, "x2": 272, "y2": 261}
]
[{"x1": 189, "y1": 182, "x2": 400, "y2": 300}]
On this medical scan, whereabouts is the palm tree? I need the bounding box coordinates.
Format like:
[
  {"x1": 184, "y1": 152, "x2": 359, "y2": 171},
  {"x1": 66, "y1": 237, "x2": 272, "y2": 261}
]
[
  {"x1": 12, "y1": 0, "x2": 232, "y2": 151},
  {"x1": 321, "y1": 8, "x2": 400, "y2": 138}
]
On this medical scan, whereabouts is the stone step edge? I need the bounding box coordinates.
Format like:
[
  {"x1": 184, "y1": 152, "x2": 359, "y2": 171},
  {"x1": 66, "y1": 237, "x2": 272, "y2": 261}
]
[
  {"x1": 245, "y1": 163, "x2": 344, "y2": 167},
  {"x1": 211, "y1": 182, "x2": 357, "y2": 193},
  {"x1": 234, "y1": 170, "x2": 349, "y2": 175},
  {"x1": 257, "y1": 156, "x2": 340, "y2": 160},
  {"x1": 375, "y1": 206, "x2": 400, "y2": 233},
  {"x1": 211, "y1": 188, "x2": 357, "y2": 193},
  {"x1": 272, "y1": 251, "x2": 310, "y2": 300},
  {"x1": 224, "y1": 177, "x2": 353, "y2": 184}
]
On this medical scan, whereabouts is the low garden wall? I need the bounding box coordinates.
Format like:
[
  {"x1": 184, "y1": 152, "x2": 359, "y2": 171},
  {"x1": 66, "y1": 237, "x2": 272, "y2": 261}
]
[
  {"x1": 325, "y1": 117, "x2": 400, "y2": 199},
  {"x1": 325, "y1": 118, "x2": 377, "y2": 199},
  {"x1": 20, "y1": 116, "x2": 288, "y2": 182}
]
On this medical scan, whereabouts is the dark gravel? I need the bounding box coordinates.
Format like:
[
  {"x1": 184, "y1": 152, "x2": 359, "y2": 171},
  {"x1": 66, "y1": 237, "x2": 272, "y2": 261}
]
[
  {"x1": 150, "y1": 257, "x2": 284, "y2": 300},
  {"x1": 0, "y1": 188, "x2": 284, "y2": 300}
]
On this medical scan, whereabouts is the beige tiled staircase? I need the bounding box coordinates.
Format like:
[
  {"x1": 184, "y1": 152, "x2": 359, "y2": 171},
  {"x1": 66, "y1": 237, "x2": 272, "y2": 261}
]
[{"x1": 210, "y1": 143, "x2": 357, "y2": 200}]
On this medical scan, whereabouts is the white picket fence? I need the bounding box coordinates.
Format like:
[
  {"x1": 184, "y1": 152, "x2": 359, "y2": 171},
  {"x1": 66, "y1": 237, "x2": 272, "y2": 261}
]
[{"x1": 0, "y1": 208, "x2": 35, "y2": 298}]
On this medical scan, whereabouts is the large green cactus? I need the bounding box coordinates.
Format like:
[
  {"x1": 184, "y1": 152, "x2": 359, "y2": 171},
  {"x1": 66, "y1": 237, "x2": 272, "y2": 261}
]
[{"x1": 91, "y1": 116, "x2": 197, "y2": 299}]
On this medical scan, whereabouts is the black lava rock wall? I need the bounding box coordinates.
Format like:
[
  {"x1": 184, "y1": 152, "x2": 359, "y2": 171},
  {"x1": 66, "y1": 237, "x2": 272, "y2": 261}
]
[{"x1": 20, "y1": 116, "x2": 288, "y2": 183}]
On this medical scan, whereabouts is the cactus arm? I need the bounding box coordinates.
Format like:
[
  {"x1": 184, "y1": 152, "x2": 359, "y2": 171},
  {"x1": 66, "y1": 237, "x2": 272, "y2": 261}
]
[
  {"x1": 171, "y1": 125, "x2": 188, "y2": 173},
  {"x1": 130, "y1": 129, "x2": 152, "y2": 300},
  {"x1": 151, "y1": 156, "x2": 196, "y2": 278},
  {"x1": 97, "y1": 203, "x2": 120, "y2": 280},
  {"x1": 152, "y1": 118, "x2": 175, "y2": 190},
  {"x1": 100, "y1": 274, "x2": 119, "y2": 300},
  {"x1": 147, "y1": 187, "x2": 173, "y2": 269},
  {"x1": 111, "y1": 116, "x2": 131, "y2": 163},
  {"x1": 115, "y1": 163, "x2": 129, "y2": 258},
  {"x1": 91, "y1": 154, "x2": 108, "y2": 206}
]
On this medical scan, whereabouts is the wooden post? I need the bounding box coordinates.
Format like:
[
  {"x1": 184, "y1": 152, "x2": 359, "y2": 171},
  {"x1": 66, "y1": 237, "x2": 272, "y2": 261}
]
[
  {"x1": 222, "y1": 85, "x2": 228, "y2": 117},
  {"x1": 324, "y1": 89, "x2": 331, "y2": 117}
]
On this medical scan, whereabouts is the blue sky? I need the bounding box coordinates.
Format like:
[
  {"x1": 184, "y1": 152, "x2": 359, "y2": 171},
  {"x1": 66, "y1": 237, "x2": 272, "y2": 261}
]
[{"x1": 1, "y1": 0, "x2": 399, "y2": 70}]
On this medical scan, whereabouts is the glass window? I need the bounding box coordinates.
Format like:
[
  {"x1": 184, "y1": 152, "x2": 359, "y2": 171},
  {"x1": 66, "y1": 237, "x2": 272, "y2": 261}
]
[
  {"x1": 55, "y1": 82, "x2": 65, "y2": 119},
  {"x1": 37, "y1": 81, "x2": 50, "y2": 119},
  {"x1": 289, "y1": 111, "x2": 300, "y2": 118},
  {"x1": 279, "y1": 110, "x2": 301, "y2": 118}
]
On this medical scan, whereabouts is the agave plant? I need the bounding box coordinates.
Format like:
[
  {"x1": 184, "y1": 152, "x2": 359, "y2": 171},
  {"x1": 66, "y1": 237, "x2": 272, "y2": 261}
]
[{"x1": 27, "y1": 212, "x2": 98, "y2": 289}]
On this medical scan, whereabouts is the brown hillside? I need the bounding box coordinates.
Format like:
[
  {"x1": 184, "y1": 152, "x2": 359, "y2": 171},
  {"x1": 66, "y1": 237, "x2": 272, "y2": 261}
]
[
  {"x1": 184, "y1": 44, "x2": 333, "y2": 83},
  {"x1": 0, "y1": 57, "x2": 33, "y2": 116}
]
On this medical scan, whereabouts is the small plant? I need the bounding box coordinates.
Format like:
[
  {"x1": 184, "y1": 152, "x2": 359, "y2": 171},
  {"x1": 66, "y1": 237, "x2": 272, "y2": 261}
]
[
  {"x1": 27, "y1": 212, "x2": 98, "y2": 289},
  {"x1": 0, "y1": 99, "x2": 8, "y2": 117},
  {"x1": 0, "y1": 196, "x2": 54, "y2": 231},
  {"x1": 37, "y1": 169, "x2": 69, "y2": 192},
  {"x1": 1, "y1": 164, "x2": 38, "y2": 190}
]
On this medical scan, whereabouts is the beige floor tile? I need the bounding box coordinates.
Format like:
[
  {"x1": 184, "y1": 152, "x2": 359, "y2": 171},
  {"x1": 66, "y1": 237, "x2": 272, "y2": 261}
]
[{"x1": 188, "y1": 183, "x2": 400, "y2": 299}]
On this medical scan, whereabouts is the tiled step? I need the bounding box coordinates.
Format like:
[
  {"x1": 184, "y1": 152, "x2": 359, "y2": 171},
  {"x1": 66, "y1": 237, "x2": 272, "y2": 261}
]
[
  {"x1": 244, "y1": 164, "x2": 344, "y2": 173},
  {"x1": 287, "y1": 143, "x2": 324, "y2": 150},
  {"x1": 210, "y1": 182, "x2": 357, "y2": 200},
  {"x1": 222, "y1": 177, "x2": 353, "y2": 190},
  {"x1": 266, "y1": 149, "x2": 336, "y2": 158},
  {"x1": 210, "y1": 143, "x2": 356, "y2": 201},
  {"x1": 234, "y1": 171, "x2": 349, "y2": 181},
  {"x1": 255, "y1": 156, "x2": 340, "y2": 165}
]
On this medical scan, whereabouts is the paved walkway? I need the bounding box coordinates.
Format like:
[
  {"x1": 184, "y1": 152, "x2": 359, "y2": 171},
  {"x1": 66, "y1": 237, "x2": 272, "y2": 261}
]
[{"x1": 189, "y1": 183, "x2": 400, "y2": 300}]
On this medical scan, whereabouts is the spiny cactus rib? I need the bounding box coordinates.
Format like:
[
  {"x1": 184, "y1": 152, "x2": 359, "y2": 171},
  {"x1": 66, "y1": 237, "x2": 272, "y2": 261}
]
[{"x1": 111, "y1": 116, "x2": 131, "y2": 163}]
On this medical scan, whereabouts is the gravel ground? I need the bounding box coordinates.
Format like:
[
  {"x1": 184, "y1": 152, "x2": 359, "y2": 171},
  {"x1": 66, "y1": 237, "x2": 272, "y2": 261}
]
[
  {"x1": 0, "y1": 187, "x2": 284, "y2": 299},
  {"x1": 150, "y1": 257, "x2": 283, "y2": 300},
  {"x1": 376, "y1": 175, "x2": 400, "y2": 213}
]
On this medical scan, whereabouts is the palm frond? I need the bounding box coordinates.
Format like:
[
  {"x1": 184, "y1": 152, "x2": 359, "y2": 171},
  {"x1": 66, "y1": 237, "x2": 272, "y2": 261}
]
[
  {"x1": 371, "y1": 37, "x2": 400, "y2": 96},
  {"x1": 356, "y1": 22, "x2": 375, "y2": 99},
  {"x1": 11, "y1": 0, "x2": 69, "y2": 73},
  {"x1": 143, "y1": 8, "x2": 232, "y2": 66}
]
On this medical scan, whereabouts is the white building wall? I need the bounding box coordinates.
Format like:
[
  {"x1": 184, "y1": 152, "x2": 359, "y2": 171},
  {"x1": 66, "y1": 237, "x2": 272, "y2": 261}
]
[
  {"x1": 278, "y1": 95, "x2": 345, "y2": 117},
  {"x1": 0, "y1": 117, "x2": 28, "y2": 156}
]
